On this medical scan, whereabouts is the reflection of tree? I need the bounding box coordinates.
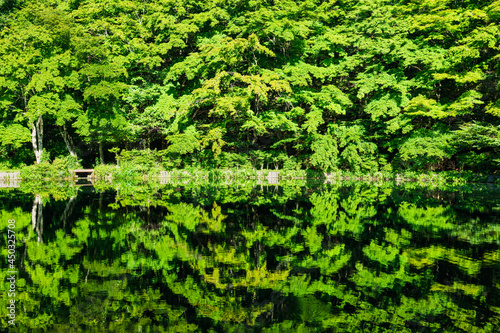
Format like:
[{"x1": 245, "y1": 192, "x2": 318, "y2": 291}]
[
  {"x1": 31, "y1": 194, "x2": 43, "y2": 243},
  {"x1": 60, "y1": 195, "x2": 77, "y2": 230},
  {"x1": 1, "y1": 183, "x2": 499, "y2": 331}
]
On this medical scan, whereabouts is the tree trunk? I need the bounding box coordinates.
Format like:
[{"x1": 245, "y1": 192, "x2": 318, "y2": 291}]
[
  {"x1": 99, "y1": 141, "x2": 105, "y2": 164},
  {"x1": 61, "y1": 123, "x2": 77, "y2": 158},
  {"x1": 31, "y1": 115, "x2": 43, "y2": 164}
]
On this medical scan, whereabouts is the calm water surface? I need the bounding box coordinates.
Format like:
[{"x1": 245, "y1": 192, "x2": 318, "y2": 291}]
[{"x1": 1, "y1": 181, "x2": 499, "y2": 332}]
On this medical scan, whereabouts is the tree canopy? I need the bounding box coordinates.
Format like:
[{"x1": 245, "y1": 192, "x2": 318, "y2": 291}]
[{"x1": 0, "y1": 0, "x2": 499, "y2": 172}]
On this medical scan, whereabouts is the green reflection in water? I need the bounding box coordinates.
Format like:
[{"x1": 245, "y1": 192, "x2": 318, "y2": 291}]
[{"x1": 0, "y1": 182, "x2": 499, "y2": 332}]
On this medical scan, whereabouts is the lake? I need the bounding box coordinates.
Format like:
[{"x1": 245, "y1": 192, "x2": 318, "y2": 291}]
[{"x1": 1, "y1": 180, "x2": 500, "y2": 332}]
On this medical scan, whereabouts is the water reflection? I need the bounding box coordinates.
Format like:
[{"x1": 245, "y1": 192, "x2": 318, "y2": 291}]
[
  {"x1": 0, "y1": 183, "x2": 499, "y2": 331},
  {"x1": 31, "y1": 194, "x2": 43, "y2": 243}
]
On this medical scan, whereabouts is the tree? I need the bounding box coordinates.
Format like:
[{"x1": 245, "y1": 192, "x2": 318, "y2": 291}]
[{"x1": 0, "y1": 1, "x2": 82, "y2": 163}]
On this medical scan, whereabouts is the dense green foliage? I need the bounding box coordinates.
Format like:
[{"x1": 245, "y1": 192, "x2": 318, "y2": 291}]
[
  {"x1": 1, "y1": 182, "x2": 499, "y2": 331},
  {"x1": 1, "y1": 0, "x2": 500, "y2": 172}
]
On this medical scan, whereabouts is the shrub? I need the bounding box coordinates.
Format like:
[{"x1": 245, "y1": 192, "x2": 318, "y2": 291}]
[
  {"x1": 20, "y1": 155, "x2": 78, "y2": 180},
  {"x1": 397, "y1": 129, "x2": 456, "y2": 170},
  {"x1": 21, "y1": 162, "x2": 54, "y2": 181},
  {"x1": 94, "y1": 164, "x2": 119, "y2": 179}
]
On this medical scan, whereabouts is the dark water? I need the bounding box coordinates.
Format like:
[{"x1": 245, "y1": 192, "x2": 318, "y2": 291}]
[{"x1": 1, "y1": 181, "x2": 500, "y2": 332}]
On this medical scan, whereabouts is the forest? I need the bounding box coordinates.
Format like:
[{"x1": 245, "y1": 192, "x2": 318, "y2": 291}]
[{"x1": 1, "y1": 0, "x2": 500, "y2": 173}]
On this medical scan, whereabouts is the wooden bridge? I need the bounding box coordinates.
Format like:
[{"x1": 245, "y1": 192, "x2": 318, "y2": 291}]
[{"x1": 73, "y1": 169, "x2": 95, "y2": 179}]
